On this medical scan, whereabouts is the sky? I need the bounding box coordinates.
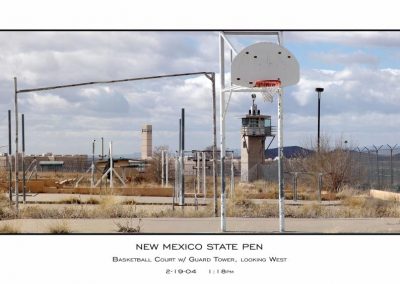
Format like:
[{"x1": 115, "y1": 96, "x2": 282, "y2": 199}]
[{"x1": 0, "y1": 31, "x2": 399, "y2": 155}]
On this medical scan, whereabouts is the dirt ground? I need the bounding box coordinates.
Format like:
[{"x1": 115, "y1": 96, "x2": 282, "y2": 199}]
[
  {"x1": 1, "y1": 217, "x2": 400, "y2": 233},
  {"x1": 2, "y1": 193, "x2": 400, "y2": 233}
]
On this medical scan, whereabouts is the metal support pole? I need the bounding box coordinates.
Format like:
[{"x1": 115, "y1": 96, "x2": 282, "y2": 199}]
[
  {"x1": 91, "y1": 139, "x2": 95, "y2": 187},
  {"x1": 293, "y1": 172, "x2": 298, "y2": 202},
  {"x1": 387, "y1": 144, "x2": 397, "y2": 189},
  {"x1": 315, "y1": 88, "x2": 324, "y2": 153},
  {"x1": 317, "y1": 173, "x2": 322, "y2": 202},
  {"x1": 373, "y1": 145, "x2": 382, "y2": 189},
  {"x1": 230, "y1": 151, "x2": 234, "y2": 198},
  {"x1": 166, "y1": 151, "x2": 169, "y2": 187},
  {"x1": 356, "y1": 147, "x2": 361, "y2": 184},
  {"x1": 109, "y1": 141, "x2": 113, "y2": 188},
  {"x1": 14, "y1": 77, "x2": 19, "y2": 212},
  {"x1": 219, "y1": 33, "x2": 226, "y2": 232},
  {"x1": 161, "y1": 150, "x2": 165, "y2": 187},
  {"x1": 277, "y1": 90, "x2": 285, "y2": 232},
  {"x1": 101, "y1": 137, "x2": 104, "y2": 159},
  {"x1": 315, "y1": 87, "x2": 324, "y2": 152},
  {"x1": 178, "y1": 119, "x2": 182, "y2": 205},
  {"x1": 211, "y1": 73, "x2": 218, "y2": 217},
  {"x1": 22, "y1": 113, "x2": 26, "y2": 203},
  {"x1": 8, "y1": 109, "x2": 12, "y2": 205},
  {"x1": 202, "y1": 151, "x2": 206, "y2": 202},
  {"x1": 278, "y1": 32, "x2": 285, "y2": 231},
  {"x1": 174, "y1": 155, "x2": 179, "y2": 206},
  {"x1": 196, "y1": 152, "x2": 200, "y2": 194},
  {"x1": 180, "y1": 109, "x2": 185, "y2": 206},
  {"x1": 390, "y1": 147, "x2": 393, "y2": 188},
  {"x1": 317, "y1": 92, "x2": 321, "y2": 152}
]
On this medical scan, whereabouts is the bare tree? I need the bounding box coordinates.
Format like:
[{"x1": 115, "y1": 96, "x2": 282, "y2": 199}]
[
  {"x1": 287, "y1": 135, "x2": 355, "y2": 192},
  {"x1": 143, "y1": 145, "x2": 169, "y2": 184}
]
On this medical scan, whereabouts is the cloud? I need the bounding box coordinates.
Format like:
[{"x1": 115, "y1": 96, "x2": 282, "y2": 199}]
[
  {"x1": 286, "y1": 31, "x2": 400, "y2": 47},
  {"x1": 1, "y1": 31, "x2": 400, "y2": 154},
  {"x1": 289, "y1": 66, "x2": 400, "y2": 111},
  {"x1": 311, "y1": 50, "x2": 379, "y2": 67}
]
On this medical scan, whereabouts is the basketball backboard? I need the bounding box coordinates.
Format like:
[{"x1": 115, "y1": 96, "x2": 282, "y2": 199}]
[{"x1": 231, "y1": 42, "x2": 300, "y2": 88}]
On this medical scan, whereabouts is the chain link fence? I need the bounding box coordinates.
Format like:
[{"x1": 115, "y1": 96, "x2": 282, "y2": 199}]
[
  {"x1": 351, "y1": 145, "x2": 400, "y2": 190},
  {"x1": 250, "y1": 145, "x2": 400, "y2": 192}
]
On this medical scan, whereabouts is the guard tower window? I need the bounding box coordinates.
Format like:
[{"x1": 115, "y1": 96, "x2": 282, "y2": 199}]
[
  {"x1": 242, "y1": 118, "x2": 249, "y2": 126},
  {"x1": 264, "y1": 118, "x2": 271, "y2": 127},
  {"x1": 249, "y1": 118, "x2": 259, "y2": 127}
]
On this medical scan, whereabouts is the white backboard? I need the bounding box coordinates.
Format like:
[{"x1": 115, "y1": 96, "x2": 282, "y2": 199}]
[{"x1": 231, "y1": 42, "x2": 300, "y2": 88}]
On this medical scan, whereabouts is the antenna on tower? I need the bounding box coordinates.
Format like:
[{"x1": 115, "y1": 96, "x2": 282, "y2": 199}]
[{"x1": 251, "y1": 93, "x2": 256, "y2": 104}]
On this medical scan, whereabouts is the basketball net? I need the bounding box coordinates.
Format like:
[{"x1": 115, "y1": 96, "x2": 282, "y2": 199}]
[{"x1": 254, "y1": 80, "x2": 282, "y2": 102}]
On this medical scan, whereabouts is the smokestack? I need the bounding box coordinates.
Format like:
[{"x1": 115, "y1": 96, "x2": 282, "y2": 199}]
[{"x1": 141, "y1": 124, "x2": 152, "y2": 159}]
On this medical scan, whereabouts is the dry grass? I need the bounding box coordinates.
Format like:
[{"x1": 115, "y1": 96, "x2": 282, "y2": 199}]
[
  {"x1": 336, "y1": 186, "x2": 366, "y2": 199},
  {"x1": 236, "y1": 180, "x2": 278, "y2": 198},
  {"x1": 0, "y1": 193, "x2": 15, "y2": 220},
  {"x1": 0, "y1": 223, "x2": 20, "y2": 233},
  {"x1": 341, "y1": 196, "x2": 400, "y2": 217},
  {"x1": 47, "y1": 220, "x2": 71, "y2": 233},
  {"x1": 14, "y1": 192, "x2": 400, "y2": 220},
  {"x1": 86, "y1": 197, "x2": 100, "y2": 204},
  {"x1": 57, "y1": 196, "x2": 100, "y2": 205},
  {"x1": 0, "y1": 193, "x2": 7, "y2": 202},
  {"x1": 58, "y1": 197, "x2": 82, "y2": 204},
  {"x1": 115, "y1": 218, "x2": 142, "y2": 233},
  {"x1": 1, "y1": 183, "x2": 398, "y2": 220}
]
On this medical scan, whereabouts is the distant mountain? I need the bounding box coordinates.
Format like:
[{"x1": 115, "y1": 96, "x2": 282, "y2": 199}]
[{"x1": 265, "y1": 146, "x2": 314, "y2": 159}]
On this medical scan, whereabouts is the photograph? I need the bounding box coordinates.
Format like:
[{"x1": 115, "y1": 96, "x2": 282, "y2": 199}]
[{"x1": 1, "y1": 31, "x2": 400, "y2": 234}]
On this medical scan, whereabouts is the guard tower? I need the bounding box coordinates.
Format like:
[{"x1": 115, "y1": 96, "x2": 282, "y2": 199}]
[{"x1": 240, "y1": 94, "x2": 273, "y2": 182}]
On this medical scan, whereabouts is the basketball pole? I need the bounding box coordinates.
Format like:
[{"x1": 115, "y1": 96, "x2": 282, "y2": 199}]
[
  {"x1": 277, "y1": 90, "x2": 285, "y2": 232},
  {"x1": 277, "y1": 31, "x2": 285, "y2": 233},
  {"x1": 219, "y1": 33, "x2": 227, "y2": 232}
]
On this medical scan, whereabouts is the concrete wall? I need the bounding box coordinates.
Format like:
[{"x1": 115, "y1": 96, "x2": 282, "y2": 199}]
[
  {"x1": 241, "y1": 135, "x2": 266, "y2": 182},
  {"x1": 370, "y1": 189, "x2": 400, "y2": 201}
]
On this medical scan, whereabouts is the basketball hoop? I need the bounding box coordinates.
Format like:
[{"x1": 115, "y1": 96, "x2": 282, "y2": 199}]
[{"x1": 254, "y1": 80, "x2": 282, "y2": 102}]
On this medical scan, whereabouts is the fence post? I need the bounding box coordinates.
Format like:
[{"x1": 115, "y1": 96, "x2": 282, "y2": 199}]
[
  {"x1": 363, "y1": 147, "x2": 371, "y2": 188},
  {"x1": 317, "y1": 173, "x2": 322, "y2": 202},
  {"x1": 356, "y1": 147, "x2": 361, "y2": 185},
  {"x1": 387, "y1": 144, "x2": 397, "y2": 189},
  {"x1": 293, "y1": 172, "x2": 298, "y2": 202},
  {"x1": 372, "y1": 145, "x2": 383, "y2": 189}
]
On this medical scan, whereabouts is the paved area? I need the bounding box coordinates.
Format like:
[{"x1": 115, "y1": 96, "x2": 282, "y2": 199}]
[
  {"x1": 1, "y1": 217, "x2": 400, "y2": 233},
  {"x1": 16, "y1": 193, "x2": 341, "y2": 206}
]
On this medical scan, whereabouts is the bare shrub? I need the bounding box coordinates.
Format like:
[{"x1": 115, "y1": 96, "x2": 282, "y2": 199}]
[
  {"x1": 58, "y1": 197, "x2": 82, "y2": 204},
  {"x1": 20, "y1": 205, "x2": 90, "y2": 219},
  {"x1": 48, "y1": 220, "x2": 71, "y2": 234},
  {"x1": 287, "y1": 135, "x2": 355, "y2": 192},
  {"x1": 115, "y1": 218, "x2": 142, "y2": 233},
  {"x1": 141, "y1": 145, "x2": 170, "y2": 184},
  {"x1": 85, "y1": 197, "x2": 100, "y2": 204}
]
